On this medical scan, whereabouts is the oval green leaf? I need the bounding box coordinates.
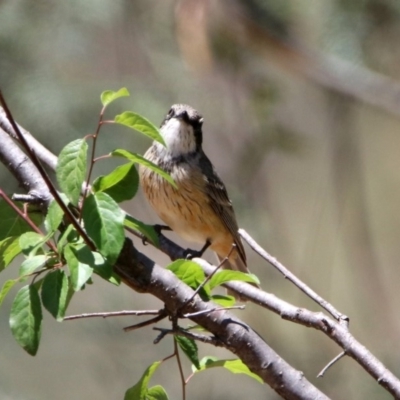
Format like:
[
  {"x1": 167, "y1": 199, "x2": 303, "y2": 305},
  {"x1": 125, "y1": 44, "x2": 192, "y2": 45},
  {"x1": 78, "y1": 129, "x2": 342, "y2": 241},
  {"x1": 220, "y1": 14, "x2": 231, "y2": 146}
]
[
  {"x1": 167, "y1": 259, "x2": 205, "y2": 290},
  {"x1": 147, "y1": 385, "x2": 169, "y2": 400},
  {"x1": 124, "y1": 361, "x2": 162, "y2": 400},
  {"x1": 0, "y1": 236, "x2": 21, "y2": 271},
  {"x1": 194, "y1": 357, "x2": 263, "y2": 384},
  {"x1": 64, "y1": 244, "x2": 94, "y2": 291},
  {"x1": 0, "y1": 201, "x2": 43, "y2": 241},
  {"x1": 56, "y1": 139, "x2": 88, "y2": 206},
  {"x1": 114, "y1": 111, "x2": 165, "y2": 145},
  {"x1": 93, "y1": 162, "x2": 139, "y2": 203},
  {"x1": 19, "y1": 255, "x2": 47, "y2": 278},
  {"x1": 10, "y1": 285, "x2": 42, "y2": 356},
  {"x1": 19, "y1": 232, "x2": 47, "y2": 256},
  {"x1": 124, "y1": 215, "x2": 159, "y2": 247},
  {"x1": 111, "y1": 149, "x2": 176, "y2": 187},
  {"x1": 175, "y1": 336, "x2": 200, "y2": 369},
  {"x1": 0, "y1": 279, "x2": 18, "y2": 307},
  {"x1": 101, "y1": 88, "x2": 130, "y2": 107},
  {"x1": 82, "y1": 192, "x2": 125, "y2": 264},
  {"x1": 209, "y1": 270, "x2": 260, "y2": 290},
  {"x1": 41, "y1": 269, "x2": 69, "y2": 321}
]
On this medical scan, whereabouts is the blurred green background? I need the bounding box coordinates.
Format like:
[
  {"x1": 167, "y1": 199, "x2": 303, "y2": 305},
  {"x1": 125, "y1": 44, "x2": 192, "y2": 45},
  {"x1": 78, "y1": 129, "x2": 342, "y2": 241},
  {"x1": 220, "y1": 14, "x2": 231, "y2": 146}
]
[{"x1": 2, "y1": 0, "x2": 400, "y2": 398}]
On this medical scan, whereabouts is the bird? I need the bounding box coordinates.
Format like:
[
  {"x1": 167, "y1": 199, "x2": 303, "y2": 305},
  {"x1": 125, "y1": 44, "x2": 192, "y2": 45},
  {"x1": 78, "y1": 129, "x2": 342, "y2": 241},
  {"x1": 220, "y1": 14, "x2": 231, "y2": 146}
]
[{"x1": 139, "y1": 104, "x2": 257, "y2": 299}]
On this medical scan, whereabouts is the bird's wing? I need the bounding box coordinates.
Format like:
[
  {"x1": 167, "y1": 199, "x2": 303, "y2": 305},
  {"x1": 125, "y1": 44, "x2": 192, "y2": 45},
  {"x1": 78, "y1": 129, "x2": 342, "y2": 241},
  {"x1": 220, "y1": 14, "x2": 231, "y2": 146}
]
[{"x1": 197, "y1": 152, "x2": 247, "y2": 264}]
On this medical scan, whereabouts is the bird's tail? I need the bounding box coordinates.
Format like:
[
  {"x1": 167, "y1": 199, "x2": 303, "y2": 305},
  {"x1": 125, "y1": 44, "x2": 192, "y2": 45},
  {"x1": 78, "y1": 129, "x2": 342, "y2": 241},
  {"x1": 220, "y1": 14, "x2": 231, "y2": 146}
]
[{"x1": 216, "y1": 253, "x2": 259, "y2": 302}]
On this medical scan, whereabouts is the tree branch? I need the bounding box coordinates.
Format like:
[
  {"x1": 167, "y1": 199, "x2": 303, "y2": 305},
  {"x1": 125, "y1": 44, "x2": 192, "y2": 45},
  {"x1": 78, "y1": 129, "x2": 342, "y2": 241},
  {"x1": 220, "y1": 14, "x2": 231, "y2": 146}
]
[{"x1": 2, "y1": 104, "x2": 400, "y2": 398}]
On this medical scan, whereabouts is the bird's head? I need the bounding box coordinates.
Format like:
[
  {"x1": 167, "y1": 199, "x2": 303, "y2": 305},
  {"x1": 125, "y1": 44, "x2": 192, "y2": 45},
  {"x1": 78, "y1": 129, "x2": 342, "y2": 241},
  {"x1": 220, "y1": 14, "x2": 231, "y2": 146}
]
[{"x1": 159, "y1": 104, "x2": 204, "y2": 157}]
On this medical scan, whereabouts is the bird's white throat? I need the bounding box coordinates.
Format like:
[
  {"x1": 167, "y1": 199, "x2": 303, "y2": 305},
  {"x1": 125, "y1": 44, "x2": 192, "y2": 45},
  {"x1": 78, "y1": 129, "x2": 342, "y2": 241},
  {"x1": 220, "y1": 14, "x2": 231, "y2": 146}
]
[{"x1": 160, "y1": 118, "x2": 197, "y2": 157}]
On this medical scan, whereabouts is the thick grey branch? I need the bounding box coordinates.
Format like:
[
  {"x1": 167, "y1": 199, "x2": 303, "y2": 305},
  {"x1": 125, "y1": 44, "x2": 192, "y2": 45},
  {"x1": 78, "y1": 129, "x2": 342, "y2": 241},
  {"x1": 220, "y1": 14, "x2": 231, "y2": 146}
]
[
  {"x1": 0, "y1": 127, "x2": 51, "y2": 205},
  {"x1": 115, "y1": 239, "x2": 330, "y2": 400},
  {"x1": 0, "y1": 107, "x2": 58, "y2": 171}
]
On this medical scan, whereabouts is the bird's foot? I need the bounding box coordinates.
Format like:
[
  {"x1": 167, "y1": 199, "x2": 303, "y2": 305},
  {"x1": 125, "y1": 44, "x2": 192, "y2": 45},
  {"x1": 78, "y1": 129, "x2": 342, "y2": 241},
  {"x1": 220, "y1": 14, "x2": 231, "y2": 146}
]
[{"x1": 183, "y1": 240, "x2": 211, "y2": 260}]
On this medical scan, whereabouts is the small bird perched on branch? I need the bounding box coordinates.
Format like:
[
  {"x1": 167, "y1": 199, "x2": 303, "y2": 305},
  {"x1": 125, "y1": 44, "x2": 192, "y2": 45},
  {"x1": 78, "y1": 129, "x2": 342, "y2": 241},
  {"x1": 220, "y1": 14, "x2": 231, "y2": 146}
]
[{"x1": 139, "y1": 104, "x2": 257, "y2": 299}]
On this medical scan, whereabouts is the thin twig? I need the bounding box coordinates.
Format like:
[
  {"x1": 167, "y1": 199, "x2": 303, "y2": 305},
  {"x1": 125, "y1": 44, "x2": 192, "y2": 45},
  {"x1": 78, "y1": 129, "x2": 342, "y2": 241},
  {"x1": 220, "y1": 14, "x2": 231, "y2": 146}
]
[
  {"x1": 182, "y1": 244, "x2": 236, "y2": 308},
  {"x1": 174, "y1": 336, "x2": 186, "y2": 400},
  {"x1": 0, "y1": 189, "x2": 58, "y2": 253},
  {"x1": 239, "y1": 229, "x2": 348, "y2": 323},
  {"x1": 123, "y1": 312, "x2": 167, "y2": 332},
  {"x1": 79, "y1": 109, "x2": 106, "y2": 221},
  {"x1": 153, "y1": 327, "x2": 222, "y2": 346},
  {"x1": 64, "y1": 309, "x2": 162, "y2": 321},
  {"x1": 317, "y1": 351, "x2": 346, "y2": 378},
  {"x1": 182, "y1": 305, "x2": 245, "y2": 318}
]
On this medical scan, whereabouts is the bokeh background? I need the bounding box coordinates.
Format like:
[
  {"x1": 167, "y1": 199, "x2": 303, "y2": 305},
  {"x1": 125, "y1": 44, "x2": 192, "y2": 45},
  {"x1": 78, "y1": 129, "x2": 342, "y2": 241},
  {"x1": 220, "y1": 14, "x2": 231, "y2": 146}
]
[{"x1": 1, "y1": 1, "x2": 400, "y2": 399}]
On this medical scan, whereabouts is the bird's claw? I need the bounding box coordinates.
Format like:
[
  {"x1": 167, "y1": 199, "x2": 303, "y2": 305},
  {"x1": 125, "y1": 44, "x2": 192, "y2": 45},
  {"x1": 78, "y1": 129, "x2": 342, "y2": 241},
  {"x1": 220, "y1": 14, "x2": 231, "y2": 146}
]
[{"x1": 183, "y1": 248, "x2": 203, "y2": 260}]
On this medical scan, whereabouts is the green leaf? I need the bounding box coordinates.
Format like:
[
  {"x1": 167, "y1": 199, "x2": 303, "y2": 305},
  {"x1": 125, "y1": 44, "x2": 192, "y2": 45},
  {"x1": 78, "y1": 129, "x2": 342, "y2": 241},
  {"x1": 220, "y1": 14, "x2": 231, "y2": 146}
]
[
  {"x1": 56, "y1": 224, "x2": 77, "y2": 254},
  {"x1": 64, "y1": 244, "x2": 94, "y2": 291},
  {"x1": 19, "y1": 232, "x2": 47, "y2": 256},
  {"x1": 101, "y1": 88, "x2": 130, "y2": 107},
  {"x1": 10, "y1": 285, "x2": 42, "y2": 356},
  {"x1": 209, "y1": 270, "x2": 260, "y2": 290},
  {"x1": 0, "y1": 201, "x2": 42, "y2": 241},
  {"x1": 44, "y1": 197, "x2": 68, "y2": 233},
  {"x1": 56, "y1": 139, "x2": 88, "y2": 206},
  {"x1": 93, "y1": 162, "x2": 139, "y2": 203},
  {"x1": 175, "y1": 336, "x2": 200, "y2": 369},
  {"x1": 82, "y1": 192, "x2": 125, "y2": 264},
  {"x1": 91, "y1": 251, "x2": 120, "y2": 285},
  {"x1": 41, "y1": 269, "x2": 69, "y2": 321},
  {"x1": 111, "y1": 149, "x2": 176, "y2": 187},
  {"x1": 124, "y1": 361, "x2": 162, "y2": 400},
  {"x1": 124, "y1": 215, "x2": 159, "y2": 247},
  {"x1": 0, "y1": 279, "x2": 18, "y2": 307},
  {"x1": 167, "y1": 260, "x2": 206, "y2": 290},
  {"x1": 210, "y1": 294, "x2": 236, "y2": 307},
  {"x1": 19, "y1": 255, "x2": 47, "y2": 278},
  {"x1": 147, "y1": 386, "x2": 169, "y2": 400},
  {"x1": 194, "y1": 357, "x2": 263, "y2": 384},
  {"x1": 0, "y1": 236, "x2": 21, "y2": 271},
  {"x1": 115, "y1": 111, "x2": 165, "y2": 145}
]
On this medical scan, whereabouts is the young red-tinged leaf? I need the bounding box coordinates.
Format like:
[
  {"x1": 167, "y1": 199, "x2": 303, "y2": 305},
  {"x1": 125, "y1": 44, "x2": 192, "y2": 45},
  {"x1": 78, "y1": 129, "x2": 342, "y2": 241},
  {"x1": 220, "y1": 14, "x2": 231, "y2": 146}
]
[
  {"x1": 193, "y1": 357, "x2": 263, "y2": 384},
  {"x1": 19, "y1": 232, "x2": 47, "y2": 256},
  {"x1": 82, "y1": 192, "x2": 125, "y2": 264},
  {"x1": 115, "y1": 111, "x2": 165, "y2": 145},
  {"x1": 124, "y1": 361, "x2": 162, "y2": 400},
  {"x1": 100, "y1": 88, "x2": 130, "y2": 107},
  {"x1": 111, "y1": 149, "x2": 176, "y2": 187},
  {"x1": 146, "y1": 386, "x2": 169, "y2": 400},
  {"x1": 210, "y1": 294, "x2": 236, "y2": 307},
  {"x1": 10, "y1": 285, "x2": 42, "y2": 356},
  {"x1": 92, "y1": 162, "x2": 139, "y2": 203},
  {"x1": 124, "y1": 215, "x2": 159, "y2": 247},
  {"x1": 91, "y1": 251, "x2": 120, "y2": 285},
  {"x1": 0, "y1": 236, "x2": 21, "y2": 271},
  {"x1": 209, "y1": 270, "x2": 260, "y2": 290},
  {"x1": 41, "y1": 269, "x2": 69, "y2": 321},
  {"x1": 64, "y1": 244, "x2": 93, "y2": 291},
  {"x1": 175, "y1": 336, "x2": 200, "y2": 369},
  {"x1": 56, "y1": 139, "x2": 88, "y2": 206},
  {"x1": 0, "y1": 201, "x2": 43, "y2": 241},
  {"x1": 19, "y1": 255, "x2": 47, "y2": 278},
  {"x1": 0, "y1": 279, "x2": 18, "y2": 307}
]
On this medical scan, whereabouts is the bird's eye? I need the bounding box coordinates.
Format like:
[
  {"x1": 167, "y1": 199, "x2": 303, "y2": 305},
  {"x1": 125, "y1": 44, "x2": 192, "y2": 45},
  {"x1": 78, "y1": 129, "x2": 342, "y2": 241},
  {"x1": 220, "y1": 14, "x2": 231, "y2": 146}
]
[{"x1": 166, "y1": 108, "x2": 174, "y2": 119}]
